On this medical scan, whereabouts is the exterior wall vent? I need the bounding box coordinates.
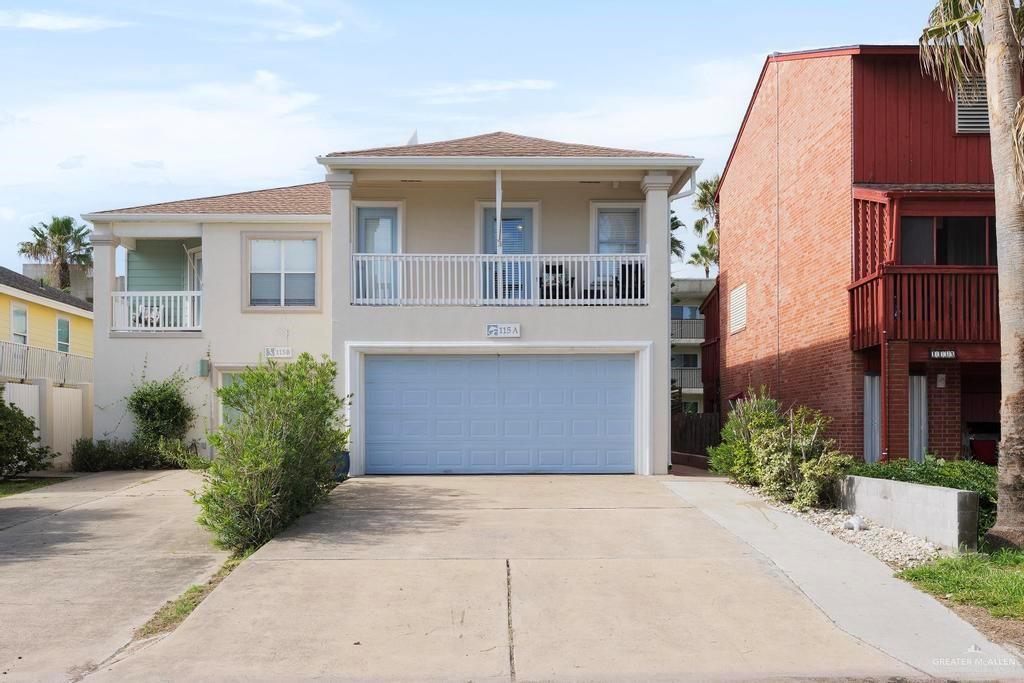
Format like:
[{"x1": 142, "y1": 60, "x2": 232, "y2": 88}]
[
  {"x1": 728, "y1": 283, "x2": 747, "y2": 335},
  {"x1": 956, "y1": 76, "x2": 990, "y2": 134}
]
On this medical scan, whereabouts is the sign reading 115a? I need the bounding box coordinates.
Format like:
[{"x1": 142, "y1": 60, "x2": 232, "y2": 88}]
[{"x1": 486, "y1": 323, "x2": 521, "y2": 338}]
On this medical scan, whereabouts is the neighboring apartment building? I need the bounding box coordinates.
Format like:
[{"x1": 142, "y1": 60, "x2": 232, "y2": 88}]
[
  {"x1": 21, "y1": 263, "x2": 94, "y2": 304},
  {"x1": 671, "y1": 277, "x2": 714, "y2": 412},
  {"x1": 705, "y1": 45, "x2": 999, "y2": 463},
  {"x1": 85, "y1": 132, "x2": 700, "y2": 475}
]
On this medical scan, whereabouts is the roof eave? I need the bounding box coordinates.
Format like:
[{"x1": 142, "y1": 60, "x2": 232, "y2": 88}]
[
  {"x1": 82, "y1": 212, "x2": 331, "y2": 224},
  {"x1": 317, "y1": 155, "x2": 701, "y2": 171}
]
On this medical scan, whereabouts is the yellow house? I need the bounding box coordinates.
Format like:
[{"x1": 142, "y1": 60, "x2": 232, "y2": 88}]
[{"x1": 0, "y1": 266, "x2": 93, "y2": 358}]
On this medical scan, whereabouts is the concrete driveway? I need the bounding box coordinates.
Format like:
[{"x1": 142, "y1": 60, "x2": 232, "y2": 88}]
[
  {"x1": 87, "y1": 474, "x2": 1022, "y2": 681},
  {"x1": 0, "y1": 471, "x2": 226, "y2": 681}
]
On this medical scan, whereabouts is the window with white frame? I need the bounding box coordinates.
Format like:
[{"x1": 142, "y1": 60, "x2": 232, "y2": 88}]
[
  {"x1": 729, "y1": 283, "x2": 747, "y2": 334},
  {"x1": 246, "y1": 236, "x2": 318, "y2": 308},
  {"x1": 11, "y1": 305, "x2": 27, "y2": 345},
  {"x1": 596, "y1": 208, "x2": 641, "y2": 253},
  {"x1": 56, "y1": 317, "x2": 70, "y2": 353}
]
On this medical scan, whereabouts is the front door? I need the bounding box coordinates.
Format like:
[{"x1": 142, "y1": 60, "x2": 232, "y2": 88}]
[
  {"x1": 909, "y1": 374, "x2": 928, "y2": 461},
  {"x1": 356, "y1": 207, "x2": 399, "y2": 302},
  {"x1": 482, "y1": 207, "x2": 534, "y2": 301}
]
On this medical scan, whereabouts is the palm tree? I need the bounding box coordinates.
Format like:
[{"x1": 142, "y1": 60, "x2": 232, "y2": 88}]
[
  {"x1": 670, "y1": 210, "x2": 686, "y2": 259},
  {"x1": 920, "y1": 0, "x2": 1024, "y2": 548},
  {"x1": 692, "y1": 174, "x2": 721, "y2": 244},
  {"x1": 687, "y1": 242, "x2": 718, "y2": 278},
  {"x1": 18, "y1": 216, "x2": 93, "y2": 291}
]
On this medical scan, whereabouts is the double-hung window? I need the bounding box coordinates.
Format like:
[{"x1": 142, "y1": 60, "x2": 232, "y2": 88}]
[
  {"x1": 56, "y1": 317, "x2": 70, "y2": 353},
  {"x1": 11, "y1": 305, "x2": 27, "y2": 345},
  {"x1": 245, "y1": 234, "x2": 319, "y2": 309},
  {"x1": 596, "y1": 208, "x2": 642, "y2": 253}
]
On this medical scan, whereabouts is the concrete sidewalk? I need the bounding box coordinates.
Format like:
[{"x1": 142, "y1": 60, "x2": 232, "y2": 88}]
[
  {"x1": 666, "y1": 477, "x2": 1024, "y2": 680},
  {"x1": 90, "y1": 475, "x2": 925, "y2": 681},
  {"x1": 0, "y1": 470, "x2": 226, "y2": 681}
]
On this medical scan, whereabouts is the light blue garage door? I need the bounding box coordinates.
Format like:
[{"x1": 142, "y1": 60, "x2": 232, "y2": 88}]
[{"x1": 364, "y1": 354, "x2": 635, "y2": 474}]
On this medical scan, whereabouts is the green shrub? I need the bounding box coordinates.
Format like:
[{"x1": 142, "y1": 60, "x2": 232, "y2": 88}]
[
  {"x1": 196, "y1": 353, "x2": 349, "y2": 552},
  {"x1": 751, "y1": 406, "x2": 852, "y2": 509},
  {"x1": 708, "y1": 387, "x2": 781, "y2": 484},
  {"x1": 851, "y1": 456, "x2": 997, "y2": 536},
  {"x1": 126, "y1": 371, "x2": 197, "y2": 453},
  {"x1": 157, "y1": 437, "x2": 210, "y2": 470},
  {"x1": 71, "y1": 438, "x2": 159, "y2": 471},
  {"x1": 0, "y1": 385, "x2": 53, "y2": 479}
]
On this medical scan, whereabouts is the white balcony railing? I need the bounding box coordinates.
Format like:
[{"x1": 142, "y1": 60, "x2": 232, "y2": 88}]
[
  {"x1": 111, "y1": 291, "x2": 203, "y2": 331},
  {"x1": 352, "y1": 254, "x2": 648, "y2": 306},
  {"x1": 0, "y1": 340, "x2": 92, "y2": 384}
]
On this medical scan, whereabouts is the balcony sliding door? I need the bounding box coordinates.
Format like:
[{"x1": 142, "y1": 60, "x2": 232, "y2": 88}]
[
  {"x1": 356, "y1": 207, "x2": 399, "y2": 303},
  {"x1": 482, "y1": 207, "x2": 534, "y2": 303}
]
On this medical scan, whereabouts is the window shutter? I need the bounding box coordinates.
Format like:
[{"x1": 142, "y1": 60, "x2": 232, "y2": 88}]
[
  {"x1": 956, "y1": 76, "x2": 989, "y2": 133},
  {"x1": 729, "y1": 284, "x2": 747, "y2": 334}
]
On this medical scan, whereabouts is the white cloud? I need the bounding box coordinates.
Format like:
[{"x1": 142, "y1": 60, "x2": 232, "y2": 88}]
[
  {"x1": 133, "y1": 159, "x2": 165, "y2": 170},
  {"x1": 57, "y1": 155, "x2": 86, "y2": 170},
  {"x1": 0, "y1": 10, "x2": 133, "y2": 32},
  {"x1": 271, "y1": 20, "x2": 343, "y2": 41},
  {"x1": 0, "y1": 207, "x2": 16, "y2": 221},
  {"x1": 410, "y1": 79, "x2": 556, "y2": 105}
]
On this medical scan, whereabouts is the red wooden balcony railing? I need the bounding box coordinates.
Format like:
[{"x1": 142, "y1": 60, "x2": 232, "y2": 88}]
[{"x1": 849, "y1": 266, "x2": 999, "y2": 350}]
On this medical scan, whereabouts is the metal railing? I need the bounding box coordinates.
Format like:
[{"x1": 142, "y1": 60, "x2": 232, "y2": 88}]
[
  {"x1": 671, "y1": 318, "x2": 705, "y2": 340},
  {"x1": 0, "y1": 340, "x2": 92, "y2": 384},
  {"x1": 111, "y1": 291, "x2": 203, "y2": 331},
  {"x1": 352, "y1": 254, "x2": 648, "y2": 306},
  {"x1": 671, "y1": 367, "x2": 702, "y2": 389}
]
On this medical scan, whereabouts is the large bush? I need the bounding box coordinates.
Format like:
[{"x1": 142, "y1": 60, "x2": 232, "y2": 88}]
[
  {"x1": 70, "y1": 437, "x2": 199, "y2": 471},
  {"x1": 196, "y1": 353, "x2": 348, "y2": 552},
  {"x1": 708, "y1": 387, "x2": 781, "y2": 484},
  {"x1": 126, "y1": 370, "x2": 197, "y2": 453},
  {"x1": 0, "y1": 386, "x2": 53, "y2": 479},
  {"x1": 851, "y1": 456, "x2": 997, "y2": 536}
]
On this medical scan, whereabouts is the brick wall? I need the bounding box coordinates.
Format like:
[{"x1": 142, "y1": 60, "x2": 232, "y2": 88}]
[
  {"x1": 927, "y1": 362, "x2": 962, "y2": 458},
  {"x1": 718, "y1": 55, "x2": 863, "y2": 454}
]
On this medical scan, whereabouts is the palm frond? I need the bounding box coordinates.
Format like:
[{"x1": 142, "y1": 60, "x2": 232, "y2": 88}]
[{"x1": 919, "y1": 0, "x2": 986, "y2": 97}]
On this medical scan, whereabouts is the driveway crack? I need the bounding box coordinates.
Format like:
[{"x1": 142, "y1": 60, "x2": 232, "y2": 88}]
[{"x1": 505, "y1": 558, "x2": 516, "y2": 682}]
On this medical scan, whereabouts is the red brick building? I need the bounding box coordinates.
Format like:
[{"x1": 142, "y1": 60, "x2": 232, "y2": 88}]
[{"x1": 704, "y1": 45, "x2": 1000, "y2": 463}]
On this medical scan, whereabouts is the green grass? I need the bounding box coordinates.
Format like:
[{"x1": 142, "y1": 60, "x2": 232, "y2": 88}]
[
  {"x1": 136, "y1": 551, "x2": 251, "y2": 638},
  {"x1": 899, "y1": 550, "x2": 1024, "y2": 619},
  {"x1": 0, "y1": 477, "x2": 70, "y2": 498}
]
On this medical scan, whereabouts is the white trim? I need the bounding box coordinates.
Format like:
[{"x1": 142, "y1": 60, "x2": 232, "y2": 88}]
[
  {"x1": 82, "y1": 213, "x2": 330, "y2": 224},
  {"x1": 319, "y1": 155, "x2": 702, "y2": 170},
  {"x1": 589, "y1": 201, "x2": 646, "y2": 255},
  {"x1": 343, "y1": 341, "x2": 654, "y2": 477},
  {"x1": 0, "y1": 285, "x2": 93, "y2": 319},
  {"x1": 212, "y1": 364, "x2": 253, "y2": 429},
  {"x1": 351, "y1": 200, "x2": 406, "y2": 254},
  {"x1": 473, "y1": 201, "x2": 542, "y2": 254},
  {"x1": 56, "y1": 315, "x2": 71, "y2": 353},
  {"x1": 10, "y1": 302, "x2": 28, "y2": 345}
]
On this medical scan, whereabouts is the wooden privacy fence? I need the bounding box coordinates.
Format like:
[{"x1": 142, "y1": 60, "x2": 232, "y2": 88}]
[
  {"x1": 670, "y1": 411, "x2": 721, "y2": 469},
  {"x1": 3, "y1": 380, "x2": 92, "y2": 470}
]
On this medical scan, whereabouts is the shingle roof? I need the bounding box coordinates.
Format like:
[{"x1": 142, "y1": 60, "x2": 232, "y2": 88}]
[
  {"x1": 0, "y1": 266, "x2": 92, "y2": 312},
  {"x1": 327, "y1": 131, "x2": 690, "y2": 158},
  {"x1": 90, "y1": 182, "x2": 330, "y2": 215}
]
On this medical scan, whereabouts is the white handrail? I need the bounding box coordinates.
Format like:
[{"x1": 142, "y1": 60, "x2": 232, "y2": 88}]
[
  {"x1": 0, "y1": 340, "x2": 93, "y2": 384},
  {"x1": 111, "y1": 291, "x2": 203, "y2": 331},
  {"x1": 352, "y1": 254, "x2": 648, "y2": 306}
]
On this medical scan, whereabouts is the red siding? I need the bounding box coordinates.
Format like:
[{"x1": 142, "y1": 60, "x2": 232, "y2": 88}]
[{"x1": 853, "y1": 55, "x2": 994, "y2": 184}]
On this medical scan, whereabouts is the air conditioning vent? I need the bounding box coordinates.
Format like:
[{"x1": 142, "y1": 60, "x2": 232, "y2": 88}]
[{"x1": 956, "y1": 76, "x2": 989, "y2": 133}]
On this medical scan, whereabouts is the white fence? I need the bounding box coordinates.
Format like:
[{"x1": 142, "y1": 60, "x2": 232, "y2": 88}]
[
  {"x1": 52, "y1": 386, "x2": 84, "y2": 461},
  {"x1": 352, "y1": 254, "x2": 648, "y2": 306},
  {"x1": 4, "y1": 381, "x2": 40, "y2": 423},
  {"x1": 3, "y1": 380, "x2": 91, "y2": 470},
  {"x1": 111, "y1": 291, "x2": 203, "y2": 331},
  {"x1": 0, "y1": 340, "x2": 92, "y2": 384}
]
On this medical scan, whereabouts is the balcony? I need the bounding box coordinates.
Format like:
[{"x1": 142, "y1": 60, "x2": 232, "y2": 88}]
[
  {"x1": 672, "y1": 367, "x2": 702, "y2": 389},
  {"x1": 351, "y1": 254, "x2": 648, "y2": 306},
  {"x1": 111, "y1": 291, "x2": 203, "y2": 332},
  {"x1": 671, "y1": 318, "x2": 704, "y2": 341},
  {"x1": 0, "y1": 340, "x2": 92, "y2": 384},
  {"x1": 849, "y1": 266, "x2": 999, "y2": 350}
]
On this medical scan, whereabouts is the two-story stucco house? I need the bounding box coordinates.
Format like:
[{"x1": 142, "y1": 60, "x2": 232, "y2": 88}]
[{"x1": 84, "y1": 132, "x2": 700, "y2": 475}]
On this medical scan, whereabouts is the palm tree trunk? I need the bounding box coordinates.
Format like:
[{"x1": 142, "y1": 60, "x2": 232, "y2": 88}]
[
  {"x1": 982, "y1": 0, "x2": 1024, "y2": 549},
  {"x1": 58, "y1": 260, "x2": 71, "y2": 290}
]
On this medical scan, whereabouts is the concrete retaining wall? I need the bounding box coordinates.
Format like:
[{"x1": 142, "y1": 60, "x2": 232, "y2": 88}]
[{"x1": 838, "y1": 475, "x2": 979, "y2": 551}]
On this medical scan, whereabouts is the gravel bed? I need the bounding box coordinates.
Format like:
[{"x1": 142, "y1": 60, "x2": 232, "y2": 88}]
[{"x1": 733, "y1": 483, "x2": 943, "y2": 570}]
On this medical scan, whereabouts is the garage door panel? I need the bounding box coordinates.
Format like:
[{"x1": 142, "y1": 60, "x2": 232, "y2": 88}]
[{"x1": 365, "y1": 354, "x2": 634, "y2": 474}]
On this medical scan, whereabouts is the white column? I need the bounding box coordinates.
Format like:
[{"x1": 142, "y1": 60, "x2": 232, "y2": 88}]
[
  {"x1": 326, "y1": 171, "x2": 354, "y2": 315},
  {"x1": 90, "y1": 228, "x2": 118, "y2": 337},
  {"x1": 642, "y1": 172, "x2": 674, "y2": 475}
]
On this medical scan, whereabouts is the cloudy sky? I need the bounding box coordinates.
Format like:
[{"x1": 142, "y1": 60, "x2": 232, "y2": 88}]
[{"x1": 0, "y1": 0, "x2": 935, "y2": 277}]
